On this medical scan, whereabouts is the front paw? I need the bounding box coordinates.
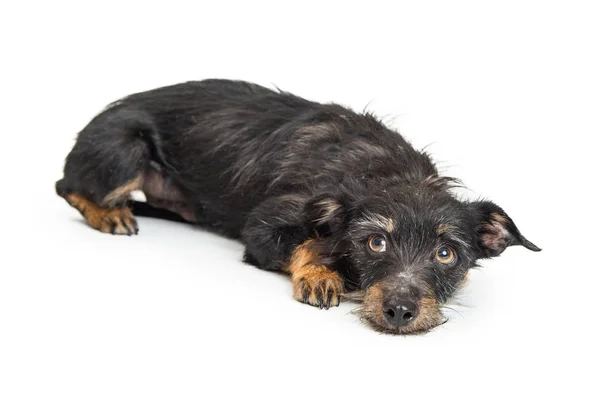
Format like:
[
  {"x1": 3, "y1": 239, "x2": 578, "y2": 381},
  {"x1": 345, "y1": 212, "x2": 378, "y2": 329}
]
[{"x1": 292, "y1": 265, "x2": 343, "y2": 309}]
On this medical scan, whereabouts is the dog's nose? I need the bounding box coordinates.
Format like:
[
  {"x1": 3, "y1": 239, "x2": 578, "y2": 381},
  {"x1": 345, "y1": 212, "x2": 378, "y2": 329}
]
[{"x1": 382, "y1": 299, "x2": 418, "y2": 327}]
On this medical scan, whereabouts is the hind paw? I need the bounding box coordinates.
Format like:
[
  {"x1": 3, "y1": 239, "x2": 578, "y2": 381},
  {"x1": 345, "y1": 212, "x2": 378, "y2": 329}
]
[
  {"x1": 97, "y1": 209, "x2": 138, "y2": 235},
  {"x1": 65, "y1": 194, "x2": 139, "y2": 235}
]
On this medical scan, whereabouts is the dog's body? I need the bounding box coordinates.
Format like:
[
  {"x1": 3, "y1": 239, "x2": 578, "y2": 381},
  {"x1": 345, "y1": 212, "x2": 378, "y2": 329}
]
[{"x1": 56, "y1": 79, "x2": 540, "y2": 334}]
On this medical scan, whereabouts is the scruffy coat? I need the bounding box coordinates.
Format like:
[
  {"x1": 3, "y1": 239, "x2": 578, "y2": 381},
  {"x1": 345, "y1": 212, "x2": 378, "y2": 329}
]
[{"x1": 56, "y1": 79, "x2": 540, "y2": 334}]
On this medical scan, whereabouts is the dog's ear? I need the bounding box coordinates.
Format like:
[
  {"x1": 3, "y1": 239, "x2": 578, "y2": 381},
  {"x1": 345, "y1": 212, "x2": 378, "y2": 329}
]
[
  {"x1": 469, "y1": 200, "x2": 541, "y2": 258},
  {"x1": 304, "y1": 194, "x2": 346, "y2": 236}
]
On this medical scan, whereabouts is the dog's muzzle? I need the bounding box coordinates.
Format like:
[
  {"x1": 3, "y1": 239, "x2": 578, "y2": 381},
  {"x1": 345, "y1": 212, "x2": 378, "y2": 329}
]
[{"x1": 355, "y1": 277, "x2": 445, "y2": 334}]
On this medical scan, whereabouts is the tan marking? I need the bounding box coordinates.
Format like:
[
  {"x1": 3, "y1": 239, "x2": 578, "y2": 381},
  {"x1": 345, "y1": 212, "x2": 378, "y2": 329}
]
[
  {"x1": 66, "y1": 194, "x2": 138, "y2": 235},
  {"x1": 313, "y1": 198, "x2": 342, "y2": 223},
  {"x1": 102, "y1": 175, "x2": 143, "y2": 207},
  {"x1": 285, "y1": 240, "x2": 344, "y2": 308},
  {"x1": 357, "y1": 282, "x2": 445, "y2": 334},
  {"x1": 361, "y1": 214, "x2": 394, "y2": 233},
  {"x1": 490, "y1": 212, "x2": 509, "y2": 226},
  {"x1": 437, "y1": 224, "x2": 453, "y2": 234},
  {"x1": 385, "y1": 218, "x2": 395, "y2": 233}
]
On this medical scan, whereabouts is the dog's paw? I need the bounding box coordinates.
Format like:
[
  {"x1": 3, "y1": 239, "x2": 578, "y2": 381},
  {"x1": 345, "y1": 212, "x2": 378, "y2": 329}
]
[
  {"x1": 66, "y1": 194, "x2": 139, "y2": 235},
  {"x1": 292, "y1": 266, "x2": 343, "y2": 309},
  {"x1": 96, "y1": 209, "x2": 139, "y2": 235}
]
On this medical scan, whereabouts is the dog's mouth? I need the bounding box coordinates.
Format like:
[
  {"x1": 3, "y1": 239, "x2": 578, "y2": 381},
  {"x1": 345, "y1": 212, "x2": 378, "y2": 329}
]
[{"x1": 344, "y1": 286, "x2": 447, "y2": 335}]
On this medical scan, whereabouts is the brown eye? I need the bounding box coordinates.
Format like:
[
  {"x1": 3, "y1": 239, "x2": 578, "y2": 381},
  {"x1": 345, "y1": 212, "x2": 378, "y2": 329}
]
[
  {"x1": 368, "y1": 236, "x2": 387, "y2": 253},
  {"x1": 436, "y1": 246, "x2": 456, "y2": 265}
]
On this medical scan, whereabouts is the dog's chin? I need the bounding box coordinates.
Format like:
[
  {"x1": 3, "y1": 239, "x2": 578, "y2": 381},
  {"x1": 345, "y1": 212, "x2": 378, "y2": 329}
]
[{"x1": 347, "y1": 287, "x2": 447, "y2": 335}]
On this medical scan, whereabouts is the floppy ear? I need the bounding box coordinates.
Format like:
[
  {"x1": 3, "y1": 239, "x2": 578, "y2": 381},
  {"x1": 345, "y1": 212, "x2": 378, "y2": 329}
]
[
  {"x1": 303, "y1": 194, "x2": 347, "y2": 236},
  {"x1": 470, "y1": 201, "x2": 541, "y2": 258}
]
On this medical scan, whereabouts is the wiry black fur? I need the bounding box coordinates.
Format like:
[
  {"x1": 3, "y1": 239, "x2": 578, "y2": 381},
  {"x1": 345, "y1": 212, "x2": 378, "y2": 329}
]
[{"x1": 56, "y1": 79, "x2": 540, "y2": 334}]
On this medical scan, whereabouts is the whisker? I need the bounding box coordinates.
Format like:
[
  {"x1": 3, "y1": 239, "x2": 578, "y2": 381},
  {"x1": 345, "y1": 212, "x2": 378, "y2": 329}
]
[
  {"x1": 446, "y1": 301, "x2": 473, "y2": 309},
  {"x1": 440, "y1": 305, "x2": 464, "y2": 318}
]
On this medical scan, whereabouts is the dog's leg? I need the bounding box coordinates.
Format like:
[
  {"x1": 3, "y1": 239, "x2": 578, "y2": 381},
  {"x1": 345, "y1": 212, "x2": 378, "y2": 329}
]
[
  {"x1": 284, "y1": 239, "x2": 344, "y2": 309},
  {"x1": 56, "y1": 107, "x2": 155, "y2": 234},
  {"x1": 242, "y1": 195, "x2": 344, "y2": 308},
  {"x1": 64, "y1": 193, "x2": 139, "y2": 235},
  {"x1": 242, "y1": 195, "x2": 310, "y2": 269},
  {"x1": 58, "y1": 173, "x2": 144, "y2": 235}
]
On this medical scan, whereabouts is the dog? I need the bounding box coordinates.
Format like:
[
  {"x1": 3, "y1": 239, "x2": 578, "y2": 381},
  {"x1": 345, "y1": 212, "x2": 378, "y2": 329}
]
[{"x1": 56, "y1": 79, "x2": 540, "y2": 334}]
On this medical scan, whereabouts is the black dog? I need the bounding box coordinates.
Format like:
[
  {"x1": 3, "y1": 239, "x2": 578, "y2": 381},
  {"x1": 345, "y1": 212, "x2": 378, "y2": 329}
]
[{"x1": 56, "y1": 79, "x2": 540, "y2": 334}]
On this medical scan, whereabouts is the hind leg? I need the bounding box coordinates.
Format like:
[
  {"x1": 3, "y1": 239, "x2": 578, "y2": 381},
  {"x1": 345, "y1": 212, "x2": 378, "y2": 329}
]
[
  {"x1": 57, "y1": 172, "x2": 144, "y2": 235},
  {"x1": 56, "y1": 107, "x2": 154, "y2": 234}
]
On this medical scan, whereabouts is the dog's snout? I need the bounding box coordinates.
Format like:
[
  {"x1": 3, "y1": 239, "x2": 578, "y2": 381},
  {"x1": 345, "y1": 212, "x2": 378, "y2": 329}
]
[{"x1": 382, "y1": 298, "x2": 418, "y2": 327}]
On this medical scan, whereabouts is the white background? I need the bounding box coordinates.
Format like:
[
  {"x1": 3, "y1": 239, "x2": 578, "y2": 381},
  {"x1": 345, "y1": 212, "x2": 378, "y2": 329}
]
[{"x1": 1, "y1": 1, "x2": 599, "y2": 399}]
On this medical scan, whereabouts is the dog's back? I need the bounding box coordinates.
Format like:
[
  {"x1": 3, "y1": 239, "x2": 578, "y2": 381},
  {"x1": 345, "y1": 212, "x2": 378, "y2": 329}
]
[{"x1": 56, "y1": 79, "x2": 436, "y2": 236}]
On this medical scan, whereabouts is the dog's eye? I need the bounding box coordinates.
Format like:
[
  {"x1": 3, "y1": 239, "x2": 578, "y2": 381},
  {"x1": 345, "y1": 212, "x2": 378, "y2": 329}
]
[
  {"x1": 436, "y1": 246, "x2": 456, "y2": 265},
  {"x1": 368, "y1": 236, "x2": 387, "y2": 253}
]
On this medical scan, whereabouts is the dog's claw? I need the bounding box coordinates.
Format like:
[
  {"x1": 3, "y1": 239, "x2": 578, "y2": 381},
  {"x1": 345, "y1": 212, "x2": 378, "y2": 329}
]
[
  {"x1": 315, "y1": 286, "x2": 325, "y2": 309},
  {"x1": 299, "y1": 278, "x2": 310, "y2": 303},
  {"x1": 326, "y1": 287, "x2": 334, "y2": 309}
]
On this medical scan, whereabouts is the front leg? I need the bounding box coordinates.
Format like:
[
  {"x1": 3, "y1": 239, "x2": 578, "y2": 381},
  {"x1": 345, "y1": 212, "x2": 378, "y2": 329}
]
[
  {"x1": 242, "y1": 195, "x2": 345, "y2": 309},
  {"x1": 285, "y1": 239, "x2": 344, "y2": 309}
]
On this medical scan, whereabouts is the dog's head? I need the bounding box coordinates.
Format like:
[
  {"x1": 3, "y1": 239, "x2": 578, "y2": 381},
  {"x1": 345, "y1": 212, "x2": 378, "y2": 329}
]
[{"x1": 305, "y1": 178, "x2": 540, "y2": 334}]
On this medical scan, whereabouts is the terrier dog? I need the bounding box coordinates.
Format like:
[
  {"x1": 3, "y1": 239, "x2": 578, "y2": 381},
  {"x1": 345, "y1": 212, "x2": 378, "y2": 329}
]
[{"x1": 56, "y1": 79, "x2": 540, "y2": 334}]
